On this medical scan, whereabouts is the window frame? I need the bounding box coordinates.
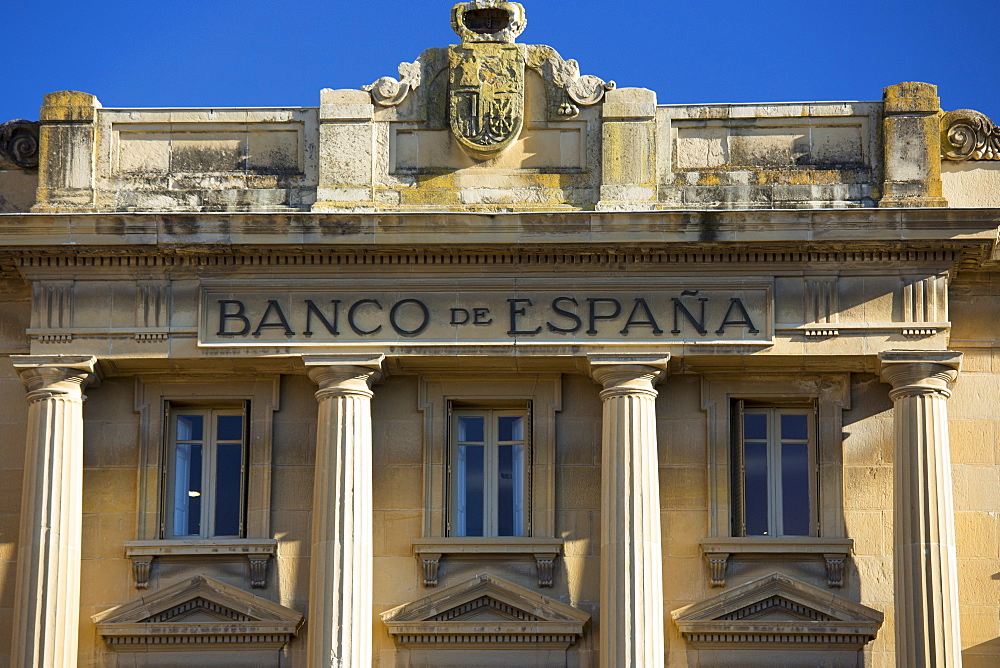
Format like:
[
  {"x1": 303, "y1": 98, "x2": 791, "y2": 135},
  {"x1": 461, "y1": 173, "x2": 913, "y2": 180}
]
[
  {"x1": 448, "y1": 405, "x2": 531, "y2": 538},
  {"x1": 135, "y1": 377, "x2": 280, "y2": 541},
  {"x1": 731, "y1": 401, "x2": 818, "y2": 538},
  {"x1": 702, "y1": 373, "x2": 849, "y2": 540},
  {"x1": 164, "y1": 405, "x2": 250, "y2": 539},
  {"x1": 419, "y1": 374, "x2": 561, "y2": 539}
]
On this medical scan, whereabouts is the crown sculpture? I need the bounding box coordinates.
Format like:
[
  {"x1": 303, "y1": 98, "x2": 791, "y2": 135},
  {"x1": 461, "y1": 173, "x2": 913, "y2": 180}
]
[{"x1": 363, "y1": 1, "x2": 615, "y2": 160}]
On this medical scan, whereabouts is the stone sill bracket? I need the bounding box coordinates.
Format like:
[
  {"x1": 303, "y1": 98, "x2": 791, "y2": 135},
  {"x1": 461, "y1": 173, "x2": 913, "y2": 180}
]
[
  {"x1": 412, "y1": 538, "x2": 564, "y2": 588},
  {"x1": 124, "y1": 540, "x2": 278, "y2": 589},
  {"x1": 699, "y1": 537, "x2": 854, "y2": 588}
]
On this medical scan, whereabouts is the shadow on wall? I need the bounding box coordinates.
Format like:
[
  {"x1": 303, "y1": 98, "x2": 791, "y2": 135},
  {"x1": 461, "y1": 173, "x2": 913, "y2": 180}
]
[{"x1": 963, "y1": 638, "x2": 1000, "y2": 667}]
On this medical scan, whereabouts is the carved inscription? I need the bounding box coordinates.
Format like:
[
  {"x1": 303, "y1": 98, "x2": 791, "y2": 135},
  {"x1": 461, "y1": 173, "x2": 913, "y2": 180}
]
[{"x1": 201, "y1": 287, "x2": 772, "y2": 346}]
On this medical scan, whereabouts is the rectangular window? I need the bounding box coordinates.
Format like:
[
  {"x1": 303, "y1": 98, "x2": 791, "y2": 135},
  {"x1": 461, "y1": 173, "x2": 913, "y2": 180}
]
[
  {"x1": 731, "y1": 401, "x2": 816, "y2": 537},
  {"x1": 165, "y1": 406, "x2": 248, "y2": 538},
  {"x1": 450, "y1": 407, "x2": 529, "y2": 537}
]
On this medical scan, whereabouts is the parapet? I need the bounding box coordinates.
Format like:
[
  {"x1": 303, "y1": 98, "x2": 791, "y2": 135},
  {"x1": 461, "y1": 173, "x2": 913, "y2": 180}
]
[{"x1": 6, "y1": 3, "x2": 1000, "y2": 214}]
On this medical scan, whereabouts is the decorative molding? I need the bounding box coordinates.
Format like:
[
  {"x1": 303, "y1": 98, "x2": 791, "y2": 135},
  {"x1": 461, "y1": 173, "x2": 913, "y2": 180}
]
[
  {"x1": 382, "y1": 573, "x2": 588, "y2": 649},
  {"x1": 93, "y1": 575, "x2": 303, "y2": 650},
  {"x1": 412, "y1": 537, "x2": 564, "y2": 588},
  {"x1": 363, "y1": 60, "x2": 422, "y2": 107},
  {"x1": 941, "y1": 109, "x2": 1000, "y2": 161},
  {"x1": 672, "y1": 572, "x2": 882, "y2": 650},
  {"x1": 537, "y1": 49, "x2": 616, "y2": 117},
  {"x1": 124, "y1": 539, "x2": 278, "y2": 589},
  {"x1": 699, "y1": 537, "x2": 854, "y2": 588},
  {"x1": 0, "y1": 119, "x2": 40, "y2": 169}
]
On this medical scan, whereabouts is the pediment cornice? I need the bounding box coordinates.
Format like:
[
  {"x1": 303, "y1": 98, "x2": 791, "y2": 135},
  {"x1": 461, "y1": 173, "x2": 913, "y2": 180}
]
[{"x1": 671, "y1": 572, "x2": 883, "y2": 650}]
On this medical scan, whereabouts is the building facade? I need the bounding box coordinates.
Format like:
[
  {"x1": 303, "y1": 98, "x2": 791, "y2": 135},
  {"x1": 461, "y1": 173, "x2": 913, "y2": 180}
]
[{"x1": 1, "y1": 2, "x2": 999, "y2": 666}]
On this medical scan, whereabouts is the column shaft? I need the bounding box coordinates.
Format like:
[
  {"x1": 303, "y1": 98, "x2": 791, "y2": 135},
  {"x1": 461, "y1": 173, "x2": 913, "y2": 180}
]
[
  {"x1": 9, "y1": 356, "x2": 97, "y2": 668},
  {"x1": 307, "y1": 360, "x2": 381, "y2": 668},
  {"x1": 881, "y1": 352, "x2": 962, "y2": 667},
  {"x1": 592, "y1": 359, "x2": 667, "y2": 668}
]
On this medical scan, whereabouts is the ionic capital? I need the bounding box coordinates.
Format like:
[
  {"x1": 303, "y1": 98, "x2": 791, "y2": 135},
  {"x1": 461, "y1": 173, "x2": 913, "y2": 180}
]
[
  {"x1": 879, "y1": 351, "x2": 962, "y2": 400},
  {"x1": 588, "y1": 354, "x2": 669, "y2": 399},
  {"x1": 11, "y1": 355, "x2": 99, "y2": 402},
  {"x1": 304, "y1": 354, "x2": 385, "y2": 399}
]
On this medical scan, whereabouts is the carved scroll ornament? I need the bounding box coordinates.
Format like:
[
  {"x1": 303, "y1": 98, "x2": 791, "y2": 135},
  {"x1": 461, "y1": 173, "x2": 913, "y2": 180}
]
[
  {"x1": 0, "y1": 119, "x2": 40, "y2": 169},
  {"x1": 941, "y1": 109, "x2": 1000, "y2": 161},
  {"x1": 534, "y1": 49, "x2": 615, "y2": 117},
  {"x1": 363, "y1": 60, "x2": 422, "y2": 107}
]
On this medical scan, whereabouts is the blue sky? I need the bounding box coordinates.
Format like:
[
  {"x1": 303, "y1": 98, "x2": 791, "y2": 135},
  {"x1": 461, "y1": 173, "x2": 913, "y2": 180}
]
[{"x1": 5, "y1": 0, "x2": 998, "y2": 122}]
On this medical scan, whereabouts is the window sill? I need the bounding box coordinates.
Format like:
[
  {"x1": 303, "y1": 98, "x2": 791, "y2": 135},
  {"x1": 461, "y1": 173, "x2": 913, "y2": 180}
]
[
  {"x1": 699, "y1": 537, "x2": 853, "y2": 588},
  {"x1": 124, "y1": 539, "x2": 278, "y2": 589},
  {"x1": 411, "y1": 537, "x2": 564, "y2": 588}
]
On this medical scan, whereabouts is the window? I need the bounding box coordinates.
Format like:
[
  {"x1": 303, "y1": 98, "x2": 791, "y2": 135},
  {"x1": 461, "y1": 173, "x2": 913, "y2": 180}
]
[
  {"x1": 165, "y1": 406, "x2": 248, "y2": 538},
  {"x1": 731, "y1": 401, "x2": 816, "y2": 537},
  {"x1": 450, "y1": 407, "x2": 529, "y2": 537}
]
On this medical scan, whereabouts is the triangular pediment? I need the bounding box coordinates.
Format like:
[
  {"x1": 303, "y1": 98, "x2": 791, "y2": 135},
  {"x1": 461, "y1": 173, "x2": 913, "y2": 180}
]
[
  {"x1": 672, "y1": 572, "x2": 883, "y2": 650},
  {"x1": 93, "y1": 575, "x2": 303, "y2": 650},
  {"x1": 382, "y1": 573, "x2": 589, "y2": 649}
]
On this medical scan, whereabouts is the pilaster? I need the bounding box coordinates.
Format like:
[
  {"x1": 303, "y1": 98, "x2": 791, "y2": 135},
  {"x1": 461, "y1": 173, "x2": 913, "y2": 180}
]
[
  {"x1": 304, "y1": 354, "x2": 384, "y2": 668},
  {"x1": 9, "y1": 355, "x2": 99, "y2": 668},
  {"x1": 879, "y1": 350, "x2": 962, "y2": 668},
  {"x1": 589, "y1": 355, "x2": 668, "y2": 668},
  {"x1": 312, "y1": 89, "x2": 376, "y2": 212},
  {"x1": 597, "y1": 88, "x2": 659, "y2": 211},
  {"x1": 879, "y1": 82, "x2": 947, "y2": 207},
  {"x1": 32, "y1": 91, "x2": 101, "y2": 211}
]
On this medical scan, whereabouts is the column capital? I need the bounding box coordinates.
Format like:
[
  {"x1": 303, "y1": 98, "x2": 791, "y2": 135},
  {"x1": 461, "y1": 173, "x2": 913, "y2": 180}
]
[
  {"x1": 879, "y1": 351, "x2": 962, "y2": 399},
  {"x1": 304, "y1": 354, "x2": 385, "y2": 397},
  {"x1": 11, "y1": 355, "x2": 100, "y2": 399},
  {"x1": 588, "y1": 354, "x2": 669, "y2": 398}
]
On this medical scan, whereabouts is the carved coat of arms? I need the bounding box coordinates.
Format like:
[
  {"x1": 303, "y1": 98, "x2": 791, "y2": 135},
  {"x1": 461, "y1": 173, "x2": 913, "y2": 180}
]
[{"x1": 449, "y1": 42, "x2": 526, "y2": 159}]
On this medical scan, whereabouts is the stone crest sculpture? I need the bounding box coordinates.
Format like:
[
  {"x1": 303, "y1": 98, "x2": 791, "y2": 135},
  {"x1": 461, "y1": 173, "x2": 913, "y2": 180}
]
[
  {"x1": 448, "y1": 2, "x2": 527, "y2": 159},
  {"x1": 361, "y1": 1, "x2": 615, "y2": 162},
  {"x1": 941, "y1": 109, "x2": 1000, "y2": 161}
]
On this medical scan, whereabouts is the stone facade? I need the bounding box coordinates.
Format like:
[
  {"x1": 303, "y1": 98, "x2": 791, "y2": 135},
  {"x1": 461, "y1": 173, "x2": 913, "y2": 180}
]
[{"x1": 1, "y1": 2, "x2": 999, "y2": 666}]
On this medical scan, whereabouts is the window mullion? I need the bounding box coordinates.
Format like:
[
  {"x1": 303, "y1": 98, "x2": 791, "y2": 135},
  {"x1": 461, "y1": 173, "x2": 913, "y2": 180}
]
[
  {"x1": 768, "y1": 408, "x2": 783, "y2": 537},
  {"x1": 203, "y1": 409, "x2": 217, "y2": 538},
  {"x1": 485, "y1": 410, "x2": 498, "y2": 537}
]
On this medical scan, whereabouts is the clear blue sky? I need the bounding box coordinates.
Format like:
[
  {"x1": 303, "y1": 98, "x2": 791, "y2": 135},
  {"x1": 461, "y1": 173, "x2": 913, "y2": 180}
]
[{"x1": 5, "y1": 0, "x2": 998, "y2": 122}]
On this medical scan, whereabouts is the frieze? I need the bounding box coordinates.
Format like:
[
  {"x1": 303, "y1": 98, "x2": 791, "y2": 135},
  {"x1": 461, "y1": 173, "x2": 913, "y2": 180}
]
[
  {"x1": 941, "y1": 109, "x2": 1000, "y2": 161},
  {"x1": 200, "y1": 284, "x2": 772, "y2": 347}
]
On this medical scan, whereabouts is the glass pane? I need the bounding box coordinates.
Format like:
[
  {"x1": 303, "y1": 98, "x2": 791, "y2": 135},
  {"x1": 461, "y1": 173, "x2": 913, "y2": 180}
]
[
  {"x1": 457, "y1": 416, "x2": 484, "y2": 443},
  {"x1": 743, "y1": 413, "x2": 767, "y2": 441},
  {"x1": 176, "y1": 415, "x2": 203, "y2": 441},
  {"x1": 497, "y1": 416, "x2": 524, "y2": 442},
  {"x1": 497, "y1": 443, "x2": 524, "y2": 536},
  {"x1": 217, "y1": 414, "x2": 243, "y2": 442},
  {"x1": 781, "y1": 442, "x2": 811, "y2": 535},
  {"x1": 214, "y1": 442, "x2": 243, "y2": 536},
  {"x1": 457, "y1": 444, "x2": 484, "y2": 536},
  {"x1": 743, "y1": 441, "x2": 769, "y2": 535},
  {"x1": 172, "y1": 443, "x2": 202, "y2": 536},
  {"x1": 781, "y1": 413, "x2": 809, "y2": 441}
]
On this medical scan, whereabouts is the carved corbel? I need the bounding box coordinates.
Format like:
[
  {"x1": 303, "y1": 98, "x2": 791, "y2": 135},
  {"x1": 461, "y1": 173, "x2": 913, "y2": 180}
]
[
  {"x1": 941, "y1": 109, "x2": 1000, "y2": 161},
  {"x1": 824, "y1": 554, "x2": 846, "y2": 588},
  {"x1": 0, "y1": 119, "x2": 40, "y2": 169},
  {"x1": 363, "y1": 60, "x2": 422, "y2": 107},
  {"x1": 707, "y1": 553, "x2": 729, "y2": 588},
  {"x1": 248, "y1": 555, "x2": 269, "y2": 589},
  {"x1": 131, "y1": 556, "x2": 153, "y2": 590},
  {"x1": 534, "y1": 553, "x2": 557, "y2": 588},
  {"x1": 419, "y1": 553, "x2": 442, "y2": 587}
]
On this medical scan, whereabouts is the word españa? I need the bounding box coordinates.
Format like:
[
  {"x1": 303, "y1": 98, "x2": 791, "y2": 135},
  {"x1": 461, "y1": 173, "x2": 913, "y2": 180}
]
[{"x1": 215, "y1": 293, "x2": 761, "y2": 339}]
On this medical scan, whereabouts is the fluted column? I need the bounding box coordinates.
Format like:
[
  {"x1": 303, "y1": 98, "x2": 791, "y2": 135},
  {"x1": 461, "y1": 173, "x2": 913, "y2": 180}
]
[
  {"x1": 304, "y1": 355, "x2": 384, "y2": 668},
  {"x1": 590, "y1": 355, "x2": 669, "y2": 668},
  {"x1": 880, "y1": 351, "x2": 963, "y2": 668},
  {"x1": 9, "y1": 355, "x2": 98, "y2": 668}
]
